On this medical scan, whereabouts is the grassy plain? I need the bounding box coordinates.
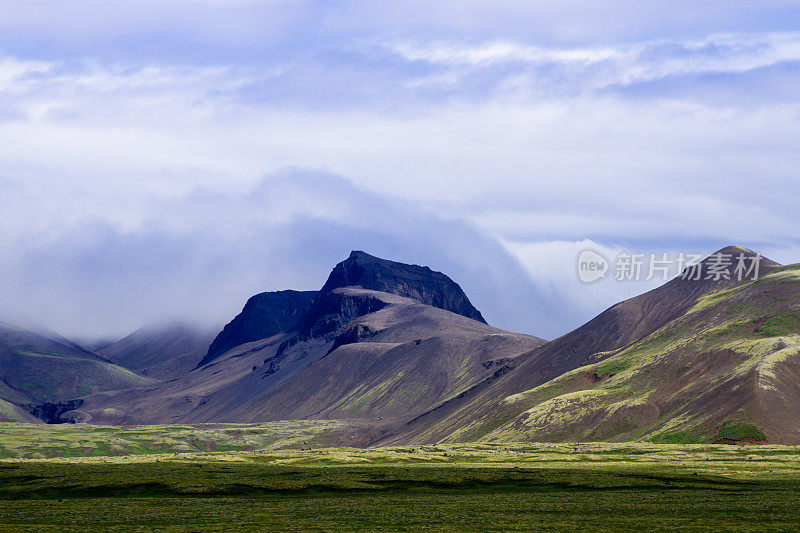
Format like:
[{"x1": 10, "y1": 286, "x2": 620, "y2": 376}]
[
  {"x1": 1, "y1": 424, "x2": 800, "y2": 531},
  {"x1": 0, "y1": 421, "x2": 352, "y2": 459}
]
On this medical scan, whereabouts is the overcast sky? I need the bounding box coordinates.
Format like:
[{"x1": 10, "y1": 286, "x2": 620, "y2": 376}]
[{"x1": 1, "y1": 1, "x2": 800, "y2": 339}]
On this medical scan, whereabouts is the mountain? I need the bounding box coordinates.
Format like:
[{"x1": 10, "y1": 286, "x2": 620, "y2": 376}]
[
  {"x1": 0, "y1": 321, "x2": 154, "y2": 421},
  {"x1": 377, "y1": 246, "x2": 797, "y2": 445},
  {"x1": 36, "y1": 252, "x2": 543, "y2": 427},
  {"x1": 199, "y1": 290, "x2": 317, "y2": 367},
  {"x1": 98, "y1": 323, "x2": 218, "y2": 380},
  {"x1": 192, "y1": 288, "x2": 541, "y2": 423},
  {"x1": 200, "y1": 250, "x2": 485, "y2": 365},
  {"x1": 25, "y1": 246, "x2": 800, "y2": 445}
]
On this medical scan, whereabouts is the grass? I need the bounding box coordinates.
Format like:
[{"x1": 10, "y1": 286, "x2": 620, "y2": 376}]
[
  {"x1": 753, "y1": 313, "x2": 800, "y2": 338},
  {"x1": 0, "y1": 421, "x2": 359, "y2": 459},
  {"x1": 712, "y1": 422, "x2": 768, "y2": 443},
  {"x1": 648, "y1": 429, "x2": 707, "y2": 444},
  {"x1": 0, "y1": 401, "x2": 23, "y2": 423},
  {"x1": 1, "y1": 439, "x2": 800, "y2": 531},
  {"x1": 595, "y1": 359, "x2": 630, "y2": 377}
]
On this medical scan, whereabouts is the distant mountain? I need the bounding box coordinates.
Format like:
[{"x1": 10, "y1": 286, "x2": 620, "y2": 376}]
[
  {"x1": 0, "y1": 321, "x2": 154, "y2": 421},
  {"x1": 72, "y1": 336, "x2": 118, "y2": 353},
  {"x1": 199, "y1": 291, "x2": 317, "y2": 367},
  {"x1": 99, "y1": 323, "x2": 218, "y2": 380},
  {"x1": 45, "y1": 252, "x2": 542, "y2": 425}
]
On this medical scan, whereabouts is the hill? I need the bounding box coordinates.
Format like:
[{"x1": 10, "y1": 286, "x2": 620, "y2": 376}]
[
  {"x1": 99, "y1": 323, "x2": 217, "y2": 380},
  {"x1": 0, "y1": 322, "x2": 154, "y2": 421}
]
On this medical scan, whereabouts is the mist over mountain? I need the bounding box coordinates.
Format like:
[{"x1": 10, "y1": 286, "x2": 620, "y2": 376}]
[
  {"x1": 0, "y1": 172, "x2": 579, "y2": 342},
  {"x1": 3, "y1": 4, "x2": 800, "y2": 530},
  {"x1": 99, "y1": 323, "x2": 218, "y2": 381}
]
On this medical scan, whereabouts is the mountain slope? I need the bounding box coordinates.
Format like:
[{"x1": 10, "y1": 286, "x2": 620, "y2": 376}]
[
  {"x1": 475, "y1": 262, "x2": 800, "y2": 444},
  {"x1": 0, "y1": 322, "x2": 155, "y2": 409},
  {"x1": 200, "y1": 288, "x2": 542, "y2": 422},
  {"x1": 378, "y1": 247, "x2": 794, "y2": 445},
  {"x1": 99, "y1": 323, "x2": 218, "y2": 380},
  {"x1": 0, "y1": 398, "x2": 38, "y2": 422}
]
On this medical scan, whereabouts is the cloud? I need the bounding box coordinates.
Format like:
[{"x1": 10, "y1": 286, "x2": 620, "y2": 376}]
[
  {"x1": 0, "y1": 171, "x2": 576, "y2": 339},
  {"x1": 1, "y1": 3, "x2": 799, "y2": 339},
  {"x1": 381, "y1": 32, "x2": 800, "y2": 101},
  {"x1": 502, "y1": 239, "x2": 679, "y2": 321},
  {"x1": 386, "y1": 41, "x2": 621, "y2": 66},
  {"x1": 4, "y1": 1, "x2": 800, "y2": 57}
]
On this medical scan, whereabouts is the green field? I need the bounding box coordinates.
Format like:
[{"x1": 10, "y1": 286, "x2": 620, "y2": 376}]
[
  {"x1": 0, "y1": 421, "x2": 355, "y2": 458},
  {"x1": 1, "y1": 424, "x2": 800, "y2": 531}
]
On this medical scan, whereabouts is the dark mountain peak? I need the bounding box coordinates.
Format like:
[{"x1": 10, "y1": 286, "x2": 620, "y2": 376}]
[
  {"x1": 201, "y1": 252, "x2": 485, "y2": 365},
  {"x1": 348, "y1": 250, "x2": 378, "y2": 261},
  {"x1": 317, "y1": 251, "x2": 485, "y2": 323},
  {"x1": 199, "y1": 290, "x2": 317, "y2": 367},
  {"x1": 712, "y1": 244, "x2": 751, "y2": 255},
  {"x1": 344, "y1": 250, "x2": 431, "y2": 271}
]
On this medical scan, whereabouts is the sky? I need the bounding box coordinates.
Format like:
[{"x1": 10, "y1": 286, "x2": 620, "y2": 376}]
[{"x1": 1, "y1": 1, "x2": 800, "y2": 339}]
